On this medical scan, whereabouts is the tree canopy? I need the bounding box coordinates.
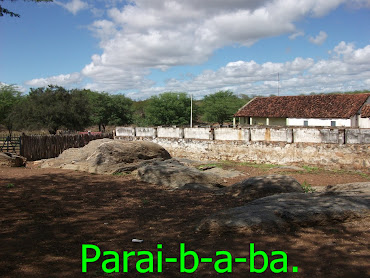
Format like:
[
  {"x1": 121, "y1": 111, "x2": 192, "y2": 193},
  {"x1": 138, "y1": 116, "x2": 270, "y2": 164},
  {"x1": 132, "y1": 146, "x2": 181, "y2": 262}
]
[
  {"x1": 0, "y1": 84, "x2": 22, "y2": 134},
  {"x1": 0, "y1": 0, "x2": 52, "y2": 17},
  {"x1": 201, "y1": 90, "x2": 245, "y2": 125},
  {"x1": 145, "y1": 92, "x2": 195, "y2": 126}
]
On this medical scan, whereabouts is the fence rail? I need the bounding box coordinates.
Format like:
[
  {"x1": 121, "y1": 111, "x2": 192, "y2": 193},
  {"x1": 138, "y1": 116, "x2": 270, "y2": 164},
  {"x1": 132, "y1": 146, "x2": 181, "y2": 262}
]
[
  {"x1": 20, "y1": 133, "x2": 113, "y2": 161},
  {"x1": 0, "y1": 136, "x2": 22, "y2": 154}
]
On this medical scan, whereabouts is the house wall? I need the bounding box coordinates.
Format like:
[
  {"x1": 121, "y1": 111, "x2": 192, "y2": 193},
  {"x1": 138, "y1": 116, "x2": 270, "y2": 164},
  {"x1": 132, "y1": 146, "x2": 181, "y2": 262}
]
[
  {"x1": 287, "y1": 118, "x2": 351, "y2": 127},
  {"x1": 269, "y1": 118, "x2": 287, "y2": 126},
  {"x1": 359, "y1": 117, "x2": 370, "y2": 128},
  {"x1": 250, "y1": 117, "x2": 267, "y2": 125}
]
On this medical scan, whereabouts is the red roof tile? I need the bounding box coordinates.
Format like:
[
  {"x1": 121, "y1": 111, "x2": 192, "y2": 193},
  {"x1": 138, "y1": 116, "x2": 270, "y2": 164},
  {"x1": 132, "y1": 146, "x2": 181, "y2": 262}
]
[
  {"x1": 361, "y1": 104, "x2": 370, "y2": 118},
  {"x1": 234, "y1": 94, "x2": 370, "y2": 119}
]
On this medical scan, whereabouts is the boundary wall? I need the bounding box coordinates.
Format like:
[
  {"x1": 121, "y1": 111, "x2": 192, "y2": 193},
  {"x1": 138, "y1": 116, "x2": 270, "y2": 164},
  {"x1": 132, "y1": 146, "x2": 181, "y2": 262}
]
[
  {"x1": 115, "y1": 126, "x2": 370, "y2": 144},
  {"x1": 115, "y1": 126, "x2": 370, "y2": 170}
]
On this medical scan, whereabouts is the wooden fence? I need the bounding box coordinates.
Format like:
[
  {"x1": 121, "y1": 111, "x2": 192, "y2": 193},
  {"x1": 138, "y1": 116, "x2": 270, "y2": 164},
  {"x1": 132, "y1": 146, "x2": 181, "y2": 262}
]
[
  {"x1": 0, "y1": 136, "x2": 21, "y2": 154},
  {"x1": 20, "y1": 133, "x2": 113, "y2": 161}
]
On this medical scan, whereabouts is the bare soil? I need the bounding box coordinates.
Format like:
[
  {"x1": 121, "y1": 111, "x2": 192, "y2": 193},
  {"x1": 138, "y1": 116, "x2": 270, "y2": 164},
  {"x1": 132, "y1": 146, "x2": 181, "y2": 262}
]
[{"x1": 0, "y1": 163, "x2": 369, "y2": 278}]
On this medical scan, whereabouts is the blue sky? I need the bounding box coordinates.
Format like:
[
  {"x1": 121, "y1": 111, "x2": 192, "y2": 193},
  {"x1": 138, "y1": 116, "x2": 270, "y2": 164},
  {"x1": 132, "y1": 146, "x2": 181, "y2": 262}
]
[{"x1": 1, "y1": 0, "x2": 370, "y2": 99}]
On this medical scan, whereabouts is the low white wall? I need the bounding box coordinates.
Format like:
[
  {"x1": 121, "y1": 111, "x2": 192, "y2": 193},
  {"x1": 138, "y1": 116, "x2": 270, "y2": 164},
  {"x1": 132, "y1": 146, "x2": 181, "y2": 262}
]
[
  {"x1": 293, "y1": 128, "x2": 323, "y2": 143},
  {"x1": 157, "y1": 127, "x2": 183, "y2": 138},
  {"x1": 184, "y1": 128, "x2": 212, "y2": 140},
  {"x1": 250, "y1": 128, "x2": 267, "y2": 141},
  {"x1": 115, "y1": 137, "x2": 370, "y2": 170},
  {"x1": 115, "y1": 126, "x2": 369, "y2": 144},
  {"x1": 135, "y1": 127, "x2": 156, "y2": 137},
  {"x1": 346, "y1": 129, "x2": 370, "y2": 144},
  {"x1": 116, "y1": 127, "x2": 135, "y2": 137},
  {"x1": 213, "y1": 128, "x2": 249, "y2": 141}
]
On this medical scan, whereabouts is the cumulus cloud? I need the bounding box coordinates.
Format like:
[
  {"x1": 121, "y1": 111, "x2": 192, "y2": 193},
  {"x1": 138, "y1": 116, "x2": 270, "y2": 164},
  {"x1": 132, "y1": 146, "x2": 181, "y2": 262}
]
[
  {"x1": 150, "y1": 42, "x2": 370, "y2": 98},
  {"x1": 289, "y1": 31, "x2": 305, "y2": 40},
  {"x1": 309, "y1": 31, "x2": 328, "y2": 45},
  {"x1": 55, "y1": 0, "x2": 89, "y2": 15},
  {"x1": 25, "y1": 73, "x2": 83, "y2": 88},
  {"x1": 32, "y1": 0, "x2": 370, "y2": 97}
]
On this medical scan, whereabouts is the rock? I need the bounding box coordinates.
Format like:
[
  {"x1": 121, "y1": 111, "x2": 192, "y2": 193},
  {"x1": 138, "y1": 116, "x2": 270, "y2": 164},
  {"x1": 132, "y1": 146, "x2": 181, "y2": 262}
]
[
  {"x1": 0, "y1": 152, "x2": 27, "y2": 167},
  {"x1": 137, "y1": 159, "x2": 223, "y2": 189},
  {"x1": 320, "y1": 182, "x2": 370, "y2": 198},
  {"x1": 203, "y1": 167, "x2": 244, "y2": 179},
  {"x1": 197, "y1": 192, "x2": 370, "y2": 233},
  {"x1": 38, "y1": 139, "x2": 171, "y2": 174},
  {"x1": 225, "y1": 175, "x2": 304, "y2": 201}
]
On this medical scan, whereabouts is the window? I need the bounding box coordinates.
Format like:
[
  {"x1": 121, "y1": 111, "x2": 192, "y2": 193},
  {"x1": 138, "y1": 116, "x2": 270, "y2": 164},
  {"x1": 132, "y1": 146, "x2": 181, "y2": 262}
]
[
  {"x1": 331, "y1": 121, "x2": 336, "y2": 127},
  {"x1": 304, "y1": 120, "x2": 308, "y2": 127}
]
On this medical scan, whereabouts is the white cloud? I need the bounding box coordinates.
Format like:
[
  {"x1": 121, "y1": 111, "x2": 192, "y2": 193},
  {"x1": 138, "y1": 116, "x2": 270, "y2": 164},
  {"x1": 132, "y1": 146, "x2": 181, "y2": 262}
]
[
  {"x1": 55, "y1": 0, "x2": 89, "y2": 15},
  {"x1": 309, "y1": 31, "x2": 328, "y2": 45},
  {"x1": 25, "y1": 73, "x2": 83, "y2": 88},
  {"x1": 29, "y1": 0, "x2": 370, "y2": 97},
  {"x1": 289, "y1": 31, "x2": 305, "y2": 40}
]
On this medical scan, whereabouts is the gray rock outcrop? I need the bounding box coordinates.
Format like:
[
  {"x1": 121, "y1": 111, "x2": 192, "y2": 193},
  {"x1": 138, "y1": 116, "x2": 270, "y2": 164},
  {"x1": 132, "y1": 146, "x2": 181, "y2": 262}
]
[
  {"x1": 37, "y1": 139, "x2": 171, "y2": 174},
  {"x1": 225, "y1": 175, "x2": 304, "y2": 201},
  {"x1": 137, "y1": 159, "x2": 223, "y2": 189},
  {"x1": 198, "y1": 192, "x2": 370, "y2": 233}
]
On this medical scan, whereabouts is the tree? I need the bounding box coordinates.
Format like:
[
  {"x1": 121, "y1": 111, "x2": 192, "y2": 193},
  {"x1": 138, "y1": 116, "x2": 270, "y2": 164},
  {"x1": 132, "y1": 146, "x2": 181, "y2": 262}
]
[
  {"x1": 87, "y1": 91, "x2": 133, "y2": 132},
  {"x1": 145, "y1": 92, "x2": 194, "y2": 126},
  {"x1": 16, "y1": 85, "x2": 91, "y2": 134},
  {"x1": 0, "y1": 0, "x2": 52, "y2": 17},
  {"x1": 0, "y1": 84, "x2": 23, "y2": 135},
  {"x1": 201, "y1": 90, "x2": 245, "y2": 125}
]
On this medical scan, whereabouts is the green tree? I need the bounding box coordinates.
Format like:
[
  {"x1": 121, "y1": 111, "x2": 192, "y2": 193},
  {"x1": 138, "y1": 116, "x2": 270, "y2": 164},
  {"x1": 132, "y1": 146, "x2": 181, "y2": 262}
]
[
  {"x1": 0, "y1": 0, "x2": 52, "y2": 17},
  {"x1": 201, "y1": 90, "x2": 245, "y2": 125},
  {"x1": 0, "y1": 84, "x2": 23, "y2": 134},
  {"x1": 145, "y1": 92, "x2": 194, "y2": 126},
  {"x1": 16, "y1": 85, "x2": 91, "y2": 134},
  {"x1": 87, "y1": 91, "x2": 133, "y2": 132}
]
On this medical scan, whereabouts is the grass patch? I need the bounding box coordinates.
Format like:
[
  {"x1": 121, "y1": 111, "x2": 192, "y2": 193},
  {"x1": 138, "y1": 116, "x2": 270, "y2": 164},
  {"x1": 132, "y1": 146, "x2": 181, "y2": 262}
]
[
  {"x1": 301, "y1": 181, "x2": 316, "y2": 193},
  {"x1": 302, "y1": 165, "x2": 320, "y2": 173},
  {"x1": 6, "y1": 183, "x2": 15, "y2": 188}
]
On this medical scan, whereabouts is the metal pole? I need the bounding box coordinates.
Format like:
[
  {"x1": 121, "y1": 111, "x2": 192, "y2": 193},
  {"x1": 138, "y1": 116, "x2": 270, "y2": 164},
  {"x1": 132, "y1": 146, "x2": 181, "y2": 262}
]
[{"x1": 190, "y1": 94, "x2": 193, "y2": 128}]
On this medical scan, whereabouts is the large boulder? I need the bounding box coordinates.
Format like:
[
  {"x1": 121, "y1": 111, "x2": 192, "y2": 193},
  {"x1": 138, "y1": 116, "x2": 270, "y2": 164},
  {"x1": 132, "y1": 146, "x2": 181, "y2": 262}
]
[
  {"x1": 225, "y1": 175, "x2": 304, "y2": 201},
  {"x1": 0, "y1": 152, "x2": 26, "y2": 167},
  {"x1": 37, "y1": 139, "x2": 171, "y2": 174},
  {"x1": 198, "y1": 192, "x2": 370, "y2": 233},
  {"x1": 137, "y1": 159, "x2": 223, "y2": 189}
]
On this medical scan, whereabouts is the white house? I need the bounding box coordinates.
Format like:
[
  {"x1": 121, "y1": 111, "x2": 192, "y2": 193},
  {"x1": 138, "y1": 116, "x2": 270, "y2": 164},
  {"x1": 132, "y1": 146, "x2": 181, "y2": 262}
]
[{"x1": 234, "y1": 93, "x2": 370, "y2": 128}]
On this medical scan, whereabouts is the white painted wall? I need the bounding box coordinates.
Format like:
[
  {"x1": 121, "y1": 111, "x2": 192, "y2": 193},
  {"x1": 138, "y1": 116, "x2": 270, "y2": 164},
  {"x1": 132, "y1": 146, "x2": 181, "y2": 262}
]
[
  {"x1": 157, "y1": 127, "x2": 183, "y2": 138},
  {"x1": 135, "y1": 127, "x2": 156, "y2": 137},
  {"x1": 213, "y1": 128, "x2": 249, "y2": 141},
  {"x1": 184, "y1": 128, "x2": 212, "y2": 140},
  {"x1": 359, "y1": 117, "x2": 370, "y2": 128},
  {"x1": 116, "y1": 127, "x2": 135, "y2": 137},
  {"x1": 287, "y1": 118, "x2": 351, "y2": 127}
]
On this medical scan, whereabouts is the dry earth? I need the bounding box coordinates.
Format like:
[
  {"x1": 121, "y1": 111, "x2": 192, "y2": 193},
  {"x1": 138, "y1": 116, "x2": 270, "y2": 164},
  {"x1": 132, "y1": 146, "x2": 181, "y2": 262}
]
[{"x1": 0, "y1": 162, "x2": 369, "y2": 278}]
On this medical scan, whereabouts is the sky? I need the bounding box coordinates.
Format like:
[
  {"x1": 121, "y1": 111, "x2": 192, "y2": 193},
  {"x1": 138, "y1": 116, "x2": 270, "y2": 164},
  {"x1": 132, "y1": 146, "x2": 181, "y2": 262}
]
[{"x1": 1, "y1": 0, "x2": 370, "y2": 100}]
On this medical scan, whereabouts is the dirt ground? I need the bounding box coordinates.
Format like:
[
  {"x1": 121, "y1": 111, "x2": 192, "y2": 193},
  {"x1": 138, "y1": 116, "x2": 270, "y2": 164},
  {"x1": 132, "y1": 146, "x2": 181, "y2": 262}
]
[{"x1": 0, "y1": 162, "x2": 369, "y2": 278}]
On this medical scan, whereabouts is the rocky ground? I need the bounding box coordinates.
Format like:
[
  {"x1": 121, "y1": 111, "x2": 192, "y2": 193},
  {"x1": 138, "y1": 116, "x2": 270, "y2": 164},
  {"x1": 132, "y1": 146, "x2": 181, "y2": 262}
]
[{"x1": 1, "y1": 159, "x2": 369, "y2": 277}]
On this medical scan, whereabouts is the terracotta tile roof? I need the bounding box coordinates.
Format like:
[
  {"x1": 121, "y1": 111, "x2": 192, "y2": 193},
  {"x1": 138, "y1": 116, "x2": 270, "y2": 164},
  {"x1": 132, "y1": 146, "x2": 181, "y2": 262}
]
[
  {"x1": 361, "y1": 104, "x2": 370, "y2": 118},
  {"x1": 234, "y1": 93, "x2": 370, "y2": 119}
]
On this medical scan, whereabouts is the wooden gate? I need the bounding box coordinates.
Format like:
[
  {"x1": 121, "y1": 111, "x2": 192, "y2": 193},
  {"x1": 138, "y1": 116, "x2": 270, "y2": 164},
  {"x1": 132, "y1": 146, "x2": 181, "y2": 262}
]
[{"x1": 0, "y1": 136, "x2": 22, "y2": 155}]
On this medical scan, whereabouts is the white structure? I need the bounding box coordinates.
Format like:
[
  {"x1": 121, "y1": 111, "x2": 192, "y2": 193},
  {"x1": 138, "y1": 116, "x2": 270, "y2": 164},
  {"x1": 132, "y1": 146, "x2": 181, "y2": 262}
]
[{"x1": 234, "y1": 93, "x2": 370, "y2": 128}]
